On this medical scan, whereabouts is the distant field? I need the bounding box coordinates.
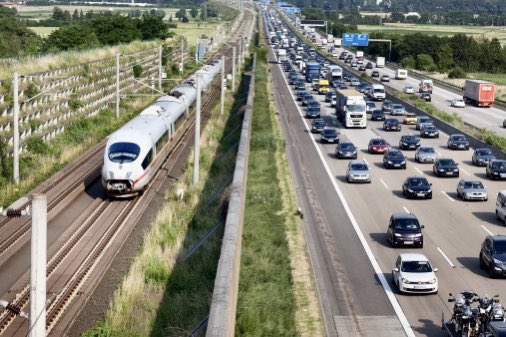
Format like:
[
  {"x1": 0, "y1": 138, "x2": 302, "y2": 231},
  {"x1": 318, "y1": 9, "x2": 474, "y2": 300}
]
[
  {"x1": 358, "y1": 23, "x2": 506, "y2": 45},
  {"x1": 17, "y1": 6, "x2": 185, "y2": 20},
  {"x1": 28, "y1": 26, "x2": 57, "y2": 37},
  {"x1": 169, "y1": 22, "x2": 221, "y2": 46}
]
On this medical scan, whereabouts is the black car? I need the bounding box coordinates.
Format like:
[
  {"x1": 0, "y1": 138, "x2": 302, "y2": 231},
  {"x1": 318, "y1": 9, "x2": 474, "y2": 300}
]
[
  {"x1": 420, "y1": 92, "x2": 431, "y2": 102},
  {"x1": 383, "y1": 118, "x2": 401, "y2": 131},
  {"x1": 320, "y1": 127, "x2": 339, "y2": 143},
  {"x1": 307, "y1": 100, "x2": 320, "y2": 108},
  {"x1": 294, "y1": 81, "x2": 306, "y2": 90},
  {"x1": 398, "y1": 135, "x2": 421, "y2": 150},
  {"x1": 306, "y1": 106, "x2": 321, "y2": 118},
  {"x1": 311, "y1": 118, "x2": 326, "y2": 133},
  {"x1": 483, "y1": 322, "x2": 506, "y2": 337},
  {"x1": 335, "y1": 141, "x2": 357, "y2": 159},
  {"x1": 486, "y1": 160, "x2": 506, "y2": 180},
  {"x1": 371, "y1": 70, "x2": 380, "y2": 77},
  {"x1": 358, "y1": 65, "x2": 366, "y2": 72},
  {"x1": 296, "y1": 90, "x2": 308, "y2": 101},
  {"x1": 402, "y1": 176, "x2": 432, "y2": 199},
  {"x1": 289, "y1": 75, "x2": 298, "y2": 85},
  {"x1": 447, "y1": 133, "x2": 470, "y2": 150},
  {"x1": 387, "y1": 212, "x2": 424, "y2": 248},
  {"x1": 420, "y1": 125, "x2": 439, "y2": 138},
  {"x1": 433, "y1": 158, "x2": 459, "y2": 177},
  {"x1": 383, "y1": 149, "x2": 407, "y2": 169},
  {"x1": 479, "y1": 235, "x2": 506, "y2": 278},
  {"x1": 302, "y1": 95, "x2": 314, "y2": 106},
  {"x1": 371, "y1": 109, "x2": 385, "y2": 121},
  {"x1": 366, "y1": 62, "x2": 373, "y2": 69},
  {"x1": 325, "y1": 91, "x2": 336, "y2": 102}
]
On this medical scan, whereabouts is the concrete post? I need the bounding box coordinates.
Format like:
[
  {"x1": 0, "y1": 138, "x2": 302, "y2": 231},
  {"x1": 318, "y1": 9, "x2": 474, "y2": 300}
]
[
  {"x1": 193, "y1": 74, "x2": 201, "y2": 185},
  {"x1": 115, "y1": 53, "x2": 120, "y2": 118},
  {"x1": 181, "y1": 40, "x2": 184, "y2": 74},
  {"x1": 30, "y1": 194, "x2": 47, "y2": 337},
  {"x1": 13, "y1": 72, "x2": 19, "y2": 185},
  {"x1": 232, "y1": 47, "x2": 236, "y2": 91},
  {"x1": 221, "y1": 56, "x2": 225, "y2": 116},
  {"x1": 158, "y1": 45, "x2": 163, "y2": 90}
]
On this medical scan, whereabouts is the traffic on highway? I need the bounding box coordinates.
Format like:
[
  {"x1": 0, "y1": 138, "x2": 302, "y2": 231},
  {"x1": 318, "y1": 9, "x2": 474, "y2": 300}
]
[{"x1": 263, "y1": 7, "x2": 506, "y2": 337}]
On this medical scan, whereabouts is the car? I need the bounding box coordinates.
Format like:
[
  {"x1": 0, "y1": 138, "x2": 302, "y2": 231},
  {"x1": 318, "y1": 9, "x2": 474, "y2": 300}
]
[
  {"x1": 306, "y1": 106, "x2": 321, "y2": 118},
  {"x1": 368, "y1": 138, "x2": 389, "y2": 154},
  {"x1": 420, "y1": 125, "x2": 440, "y2": 138},
  {"x1": 419, "y1": 92, "x2": 431, "y2": 102},
  {"x1": 325, "y1": 91, "x2": 336, "y2": 102},
  {"x1": 345, "y1": 58, "x2": 352, "y2": 63},
  {"x1": 403, "y1": 86, "x2": 415, "y2": 94},
  {"x1": 382, "y1": 100, "x2": 393, "y2": 113},
  {"x1": 358, "y1": 65, "x2": 366, "y2": 72},
  {"x1": 390, "y1": 103, "x2": 406, "y2": 116},
  {"x1": 403, "y1": 112, "x2": 417, "y2": 125},
  {"x1": 346, "y1": 159, "x2": 371, "y2": 183},
  {"x1": 402, "y1": 176, "x2": 432, "y2": 199},
  {"x1": 392, "y1": 253, "x2": 438, "y2": 294},
  {"x1": 380, "y1": 74, "x2": 390, "y2": 82},
  {"x1": 320, "y1": 127, "x2": 339, "y2": 143},
  {"x1": 479, "y1": 235, "x2": 506, "y2": 278},
  {"x1": 366, "y1": 101, "x2": 376, "y2": 113},
  {"x1": 302, "y1": 95, "x2": 314, "y2": 106},
  {"x1": 289, "y1": 75, "x2": 298, "y2": 85},
  {"x1": 295, "y1": 81, "x2": 306, "y2": 90},
  {"x1": 330, "y1": 96, "x2": 337, "y2": 107},
  {"x1": 371, "y1": 109, "x2": 386, "y2": 121},
  {"x1": 482, "y1": 321, "x2": 506, "y2": 337},
  {"x1": 472, "y1": 148, "x2": 496, "y2": 166},
  {"x1": 447, "y1": 133, "x2": 470, "y2": 150},
  {"x1": 339, "y1": 53, "x2": 346, "y2": 60},
  {"x1": 456, "y1": 179, "x2": 488, "y2": 201},
  {"x1": 357, "y1": 84, "x2": 371, "y2": 94},
  {"x1": 416, "y1": 116, "x2": 433, "y2": 130},
  {"x1": 451, "y1": 98, "x2": 466, "y2": 108},
  {"x1": 433, "y1": 158, "x2": 459, "y2": 177},
  {"x1": 351, "y1": 61, "x2": 358, "y2": 67},
  {"x1": 504, "y1": 118, "x2": 506, "y2": 128},
  {"x1": 296, "y1": 90, "x2": 308, "y2": 101},
  {"x1": 366, "y1": 62, "x2": 373, "y2": 69},
  {"x1": 387, "y1": 212, "x2": 424, "y2": 248},
  {"x1": 383, "y1": 118, "x2": 401, "y2": 131},
  {"x1": 335, "y1": 141, "x2": 357, "y2": 159},
  {"x1": 311, "y1": 118, "x2": 326, "y2": 133},
  {"x1": 350, "y1": 79, "x2": 361, "y2": 87},
  {"x1": 371, "y1": 70, "x2": 380, "y2": 78},
  {"x1": 486, "y1": 160, "x2": 506, "y2": 180},
  {"x1": 399, "y1": 135, "x2": 421, "y2": 150},
  {"x1": 383, "y1": 149, "x2": 407, "y2": 169},
  {"x1": 415, "y1": 146, "x2": 437, "y2": 163}
]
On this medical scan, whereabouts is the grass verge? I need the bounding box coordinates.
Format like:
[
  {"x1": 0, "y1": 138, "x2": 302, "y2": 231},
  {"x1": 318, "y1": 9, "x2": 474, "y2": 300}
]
[{"x1": 81, "y1": 58, "x2": 252, "y2": 337}]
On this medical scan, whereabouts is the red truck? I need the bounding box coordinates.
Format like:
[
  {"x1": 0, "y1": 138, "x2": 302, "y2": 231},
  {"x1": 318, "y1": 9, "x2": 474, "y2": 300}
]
[{"x1": 463, "y1": 80, "x2": 496, "y2": 107}]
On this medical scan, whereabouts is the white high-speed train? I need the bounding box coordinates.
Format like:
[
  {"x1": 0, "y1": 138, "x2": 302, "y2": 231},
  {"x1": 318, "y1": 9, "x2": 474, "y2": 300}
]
[{"x1": 101, "y1": 59, "x2": 223, "y2": 197}]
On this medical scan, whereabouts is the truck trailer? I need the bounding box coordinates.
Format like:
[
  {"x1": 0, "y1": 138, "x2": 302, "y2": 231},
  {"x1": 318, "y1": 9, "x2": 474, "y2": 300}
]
[
  {"x1": 376, "y1": 56, "x2": 385, "y2": 68},
  {"x1": 336, "y1": 89, "x2": 367, "y2": 128},
  {"x1": 305, "y1": 62, "x2": 321, "y2": 83},
  {"x1": 463, "y1": 80, "x2": 496, "y2": 107},
  {"x1": 277, "y1": 49, "x2": 287, "y2": 63},
  {"x1": 325, "y1": 65, "x2": 343, "y2": 82}
]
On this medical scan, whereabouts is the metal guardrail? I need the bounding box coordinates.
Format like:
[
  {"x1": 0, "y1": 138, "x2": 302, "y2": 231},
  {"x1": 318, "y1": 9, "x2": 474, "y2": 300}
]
[{"x1": 205, "y1": 53, "x2": 256, "y2": 337}]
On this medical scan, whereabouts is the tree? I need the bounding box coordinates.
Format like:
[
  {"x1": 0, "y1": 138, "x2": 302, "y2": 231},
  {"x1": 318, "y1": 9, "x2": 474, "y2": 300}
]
[
  {"x1": 90, "y1": 14, "x2": 142, "y2": 45},
  {"x1": 181, "y1": 16, "x2": 189, "y2": 23},
  {"x1": 175, "y1": 8, "x2": 187, "y2": 20},
  {"x1": 401, "y1": 56, "x2": 416, "y2": 69},
  {"x1": 52, "y1": 6, "x2": 64, "y2": 20},
  {"x1": 138, "y1": 15, "x2": 169, "y2": 40},
  {"x1": 41, "y1": 24, "x2": 100, "y2": 51},
  {"x1": 416, "y1": 54, "x2": 436, "y2": 71},
  {"x1": 190, "y1": 8, "x2": 198, "y2": 18},
  {"x1": 390, "y1": 12, "x2": 404, "y2": 22},
  {"x1": 72, "y1": 9, "x2": 79, "y2": 21},
  {"x1": 63, "y1": 10, "x2": 71, "y2": 21},
  {"x1": 435, "y1": 44, "x2": 454, "y2": 71}
]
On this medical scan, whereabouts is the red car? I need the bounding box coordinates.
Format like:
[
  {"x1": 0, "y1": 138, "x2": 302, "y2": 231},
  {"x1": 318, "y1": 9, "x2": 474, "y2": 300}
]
[{"x1": 368, "y1": 138, "x2": 389, "y2": 154}]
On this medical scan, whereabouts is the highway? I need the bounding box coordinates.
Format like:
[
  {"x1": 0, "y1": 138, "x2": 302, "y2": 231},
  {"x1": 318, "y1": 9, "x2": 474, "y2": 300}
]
[{"x1": 265, "y1": 9, "x2": 506, "y2": 337}]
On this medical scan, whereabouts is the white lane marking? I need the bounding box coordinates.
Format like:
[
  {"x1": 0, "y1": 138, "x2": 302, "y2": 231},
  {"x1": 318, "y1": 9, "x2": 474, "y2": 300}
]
[
  {"x1": 442, "y1": 191, "x2": 455, "y2": 202},
  {"x1": 380, "y1": 178, "x2": 390, "y2": 190},
  {"x1": 275, "y1": 57, "x2": 416, "y2": 337},
  {"x1": 362, "y1": 157, "x2": 369, "y2": 165},
  {"x1": 461, "y1": 168, "x2": 471, "y2": 176},
  {"x1": 414, "y1": 167, "x2": 424, "y2": 175},
  {"x1": 437, "y1": 247, "x2": 456, "y2": 268},
  {"x1": 402, "y1": 206, "x2": 410, "y2": 213},
  {"x1": 481, "y1": 225, "x2": 494, "y2": 236}
]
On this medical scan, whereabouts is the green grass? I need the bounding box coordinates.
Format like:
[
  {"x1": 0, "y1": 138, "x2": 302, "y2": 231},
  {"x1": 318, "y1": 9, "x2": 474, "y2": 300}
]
[
  {"x1": 468, "y1": 72, "x2": 506, "y2": 85},
  {"x1": 28, "y1": 26, "x2": 57, "y2": 37},
  {"x1": 235, "y1": 46, "x2": 298, "y2": 337}
]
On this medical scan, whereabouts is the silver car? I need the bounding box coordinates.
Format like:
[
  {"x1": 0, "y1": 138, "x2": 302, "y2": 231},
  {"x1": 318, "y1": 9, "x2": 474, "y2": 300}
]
[
  {"x1": 416, "y1": 116, "x2": 433, "y2": 130},
  {"x1": 391, "y1": 104, "x2": 406, "y2": 116},
  {"x1": 346, "y1": 159, "x2": 371, "y2": 183},
  {"x1": 415, "y1": 146, "x2": 437, "y2": 163},
  {"x1": 472, "y1": 148, "x2": 496, "y2": 166},
  {"x1": 456, "y1": 179, "x2": 488, "y2": 201}
]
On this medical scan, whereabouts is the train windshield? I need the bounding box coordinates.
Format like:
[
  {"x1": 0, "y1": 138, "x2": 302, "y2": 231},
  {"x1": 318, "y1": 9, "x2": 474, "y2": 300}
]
[{"x1": 108, "y1": 142, "x2": 141, "y2": 163}]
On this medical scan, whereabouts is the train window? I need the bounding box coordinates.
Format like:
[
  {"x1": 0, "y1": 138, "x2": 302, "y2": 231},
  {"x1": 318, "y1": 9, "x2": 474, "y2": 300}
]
[
  {"x1": 108, "y1": 142, "x2": 140, "y2": 163},
  {"x1": 156, "y1": 131, "x2": 169, "y2": 152},
  {"x1": 141, "y1": 149, "x2": 153, "y2": 170}
]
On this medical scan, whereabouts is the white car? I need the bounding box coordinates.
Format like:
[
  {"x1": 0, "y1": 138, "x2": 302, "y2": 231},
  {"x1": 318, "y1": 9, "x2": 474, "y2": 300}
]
[
  {"x1": 392, "y1": 253, "x2": 438, "y2": 294},
  {"x1": 403, "y1": 86, "x2": 415, "y2": 94},
  {"x1": 331, "y1": 96, "x2": 337, "y2": 107},
  {"x1": 451, "y1": 99, "x2": 466, "y2": 108}
]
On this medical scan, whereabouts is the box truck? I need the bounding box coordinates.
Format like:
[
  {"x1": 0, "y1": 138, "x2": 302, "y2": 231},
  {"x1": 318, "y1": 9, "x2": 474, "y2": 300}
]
[
  {"x1": 395, "y1": 69, "x2": 408, "y2": 80},
  {"x1": 277, "y1": 49, "x2": 287, "y2": 63},
  {"x1": 356, "y1": 51, "x2": 364, "y2": 64},
  {"x1": 335, "y1": 89, "x2": 367, "y2": 128},
  {"x1": 463, "y1": 80, "x2": 496, "y2": 107},
  {"x1": 376, "y1": 56, "x2": 385, "y2": 68}
]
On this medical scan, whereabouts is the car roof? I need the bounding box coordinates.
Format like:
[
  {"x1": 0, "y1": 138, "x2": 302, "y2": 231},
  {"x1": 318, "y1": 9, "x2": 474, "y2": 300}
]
[
  {"x1": 399, "y1": 253, "x2": 429, "y2": 262},
  {"x1": 487, "y1": 235, "x2": 506, "y2": 243},
  {"x1": 488, "y1": 321, "x2": 506, "y2": 335},
  {"x1": 350, "y1": 159, "x2": 367, "y2": 165},
  {"x1": 407, "y1": 176, "x2": 427, "y2": 181},
  {"x1": 392, "y1": 212, "x2": 417, "y2": 219}
]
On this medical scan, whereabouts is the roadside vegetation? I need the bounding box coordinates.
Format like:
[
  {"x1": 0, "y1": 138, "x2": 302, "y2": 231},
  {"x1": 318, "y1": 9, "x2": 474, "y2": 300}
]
[{"x1": 236, "y1": 19, "x2": 322, "y2": 337}]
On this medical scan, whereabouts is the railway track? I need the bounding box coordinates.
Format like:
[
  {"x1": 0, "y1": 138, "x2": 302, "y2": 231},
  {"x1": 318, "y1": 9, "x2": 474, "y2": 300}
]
[{"x1": 0, "y1": 9, "x2": 254, "y2": 336}]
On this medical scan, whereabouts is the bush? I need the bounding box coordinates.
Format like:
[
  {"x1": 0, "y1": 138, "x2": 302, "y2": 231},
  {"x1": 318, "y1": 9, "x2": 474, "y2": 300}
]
[
  {"x1": 68, "y1": 97, "x2": 83, "y2": 110},
  {"x1": 416, "y1": 54, "x2": 436, "y2": 71},
  {"x1": 448, "y1": 66, "x2": 467, "y2": 79},
  {"x1": 25, "y1": 83, "x2": 40, "y2": 99},
  {"x1": 401, "y1": 56, "x2": 416, "y2": 69},
  {"x1": 26, "y1": 136, "x2": 50, "y2": 155},
  {"x1": 133, "y1": 64, "x2": 143, "y2": 78}
]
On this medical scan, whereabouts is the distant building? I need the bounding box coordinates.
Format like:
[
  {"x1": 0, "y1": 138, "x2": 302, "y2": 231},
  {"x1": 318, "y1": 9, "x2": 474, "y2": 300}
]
[{"x1": 404, "y1": 12, "x2": 421, "y2": 18}]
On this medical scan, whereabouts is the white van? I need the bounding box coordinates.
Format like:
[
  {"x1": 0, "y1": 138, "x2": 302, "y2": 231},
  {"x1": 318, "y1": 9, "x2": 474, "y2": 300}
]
[{"x1": 496, "y1": 191, "x2": 506, "y2": 223}]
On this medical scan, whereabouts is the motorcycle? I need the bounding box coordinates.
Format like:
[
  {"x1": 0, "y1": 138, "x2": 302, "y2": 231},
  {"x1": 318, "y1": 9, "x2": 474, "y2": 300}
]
[
  {"x1": 449, "y1": 291, "x2": 479, "y2": 337},
  {"x1": 477, "y1": 294, "x2": 499, "y2": 333}
]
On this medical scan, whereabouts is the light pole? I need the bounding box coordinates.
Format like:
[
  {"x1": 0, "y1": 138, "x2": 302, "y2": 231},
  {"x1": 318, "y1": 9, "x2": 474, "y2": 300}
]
[
  {"x1": 221, "y1": 55, "x2": 225, "y2": 116},
  {"x1": 194, "y1": 73, "x2": 201, "y2": 185},
  {"x1": 116, "y1": 53, "x2": 120, "y2": 118},
  {"x1": 13, "y1": 72, "x2": 19, "y2": 185}
]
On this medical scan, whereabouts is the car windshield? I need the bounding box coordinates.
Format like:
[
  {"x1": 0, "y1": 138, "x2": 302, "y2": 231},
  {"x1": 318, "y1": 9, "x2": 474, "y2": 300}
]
[
  {"x1": 408, "y1": 178, "x2": 429, "y2": 187},
  {"x1": 419, "y1": 117, "x2": 431, "y2": 123},
  {"x1": 108, "y1": 142, "x2": 140, "y2": 163},
  {"x1": 323, "y1": 129, "x2": 337, "y2": 136},
  {"x1": 392, "y1": 104, "x2": 403, "y2": 109},
  {"x1": 351, "y1": 164, "x2": 368, "y2": 171},
  {"x1": 492, "y1": 161, "x2": 506, "y2": 169},
  {"x1": 420, "y1": 147, "x2": 435, "y2": 153},
  {"x1": 463, "y1": 181, "x2": 484, "y2": 189},
  {"x1": 341, "y1": 143, "x2": 354, "y2": 150},
  {"x1": 477, "y1": 149, "x2": 493, "y2": 156},
  {"x1": 394, "y1": 218, "x2": 421, "y2": 232},
  {"x1": 453, "y1": 135, "x2": 466, "y2": 141},
  {"x1": 373, "y1": 88, "x2": 384, "y2": 93},
  {"x1": 389, "y1": 152, "x2": 404, "y2": 159},
  {"x1": 372, "y1": 139, "x2": 386, "y2": 145},
  {"x1": 348, "y1": 104, "x2": 365, "y2": 112},
  {"x1": 401, "y1": 261, "x2": 432, "y2": 273},
  {"x1": 388, "y1": 120, "x2": 399, "y2": 124},
  {"x1": 439, "y1": 159, "x2": 455, "y2": 166},
  {"x1": 425, "y1": 126, "x2": 436, "y2": 131},
  {"x1": 403, "y1": 136, "x2": 416, "y2": 141},
  {"x1": 493, "y1": 241, "x2": 506, "y2": 254}
]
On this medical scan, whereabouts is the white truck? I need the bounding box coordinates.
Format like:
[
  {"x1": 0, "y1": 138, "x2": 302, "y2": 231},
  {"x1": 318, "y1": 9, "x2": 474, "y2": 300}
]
[
  {"x1": 395, "y1": 69, "x2": 408, "y2": 80},
  {"x1": 356, "y1": 51, "x2": 364, "y2": 64},
  {"x1": 334, "y1": 39, "x2": 342, "y2": 47},
  {"x1": 419, "y1": 79, "x2": 433, "y2": 93},
  {"x1": 277, "y1": 49, "x2": 287, "y2": 63},
  {"x1": 325, "y1": 65, "x2": 343, "y2": 82},
  {"x1": 376, "y1": 56, "x2": 385, "y2": 68},
  {"x1": 326, "y1": 34, "x2": 334, "y2": 43},
  {"x1": 336, "y1": 89, "x2": 367, "y2": 128},
  {"x1": 369, "y1": 84, "x2": 386, "y2": 101}
]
